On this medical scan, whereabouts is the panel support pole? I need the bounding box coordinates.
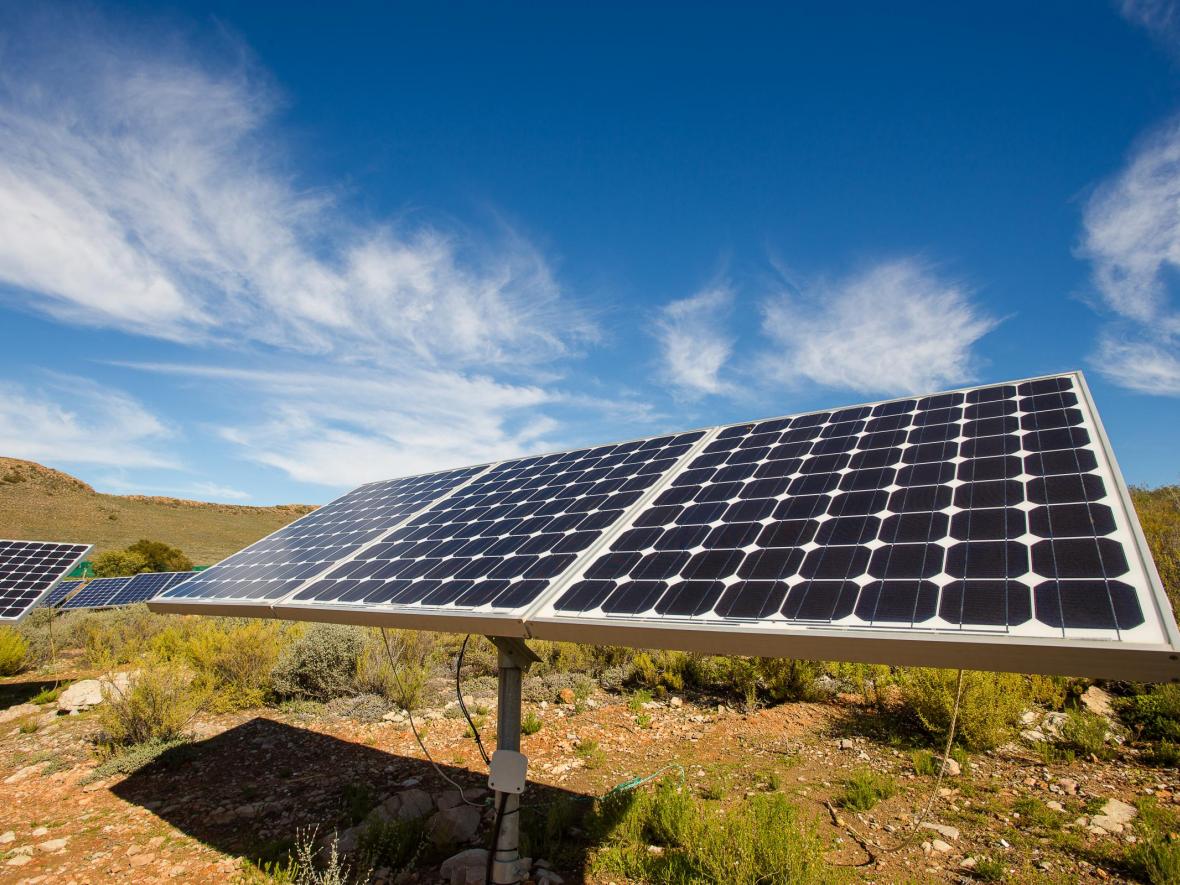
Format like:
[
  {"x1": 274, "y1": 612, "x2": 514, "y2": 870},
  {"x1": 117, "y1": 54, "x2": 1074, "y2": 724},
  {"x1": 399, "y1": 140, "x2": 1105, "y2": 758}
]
[{"x1": 488, "y1": 637, "x2": 540, "y2": 885}]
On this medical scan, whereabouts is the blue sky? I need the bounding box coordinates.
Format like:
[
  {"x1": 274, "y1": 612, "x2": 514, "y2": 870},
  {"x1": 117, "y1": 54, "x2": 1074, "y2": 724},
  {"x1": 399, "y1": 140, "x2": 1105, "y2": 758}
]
[{"x1": 1, "y1": 1, "x2": 1179, "y2": 505}]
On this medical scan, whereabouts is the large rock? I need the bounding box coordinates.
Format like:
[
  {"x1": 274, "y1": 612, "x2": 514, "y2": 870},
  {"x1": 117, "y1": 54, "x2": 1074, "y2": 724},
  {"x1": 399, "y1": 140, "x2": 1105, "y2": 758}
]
[
  {"x1": 428, "y1": 805, "x2": 483, "y2": 846},
  {"x1": 365, "y1": 787, "x2": 435, "y2": 828},
  {"x1": 57, "y1": 673, "x2": 133, "y2": 713},
  {"x1": 1081, "y1": 686, "x2": 1115, "y2": 718},
  {"x1": 1091, "y1": 798, "x2": 1137, "y2": 833},
  {"x1": 439, "y1": 848, "x2": 487, "y2": 885}
]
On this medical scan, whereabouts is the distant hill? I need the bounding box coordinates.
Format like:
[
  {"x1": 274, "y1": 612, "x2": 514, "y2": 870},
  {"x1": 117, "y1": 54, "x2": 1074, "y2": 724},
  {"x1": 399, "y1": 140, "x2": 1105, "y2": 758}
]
[{"x1": 0, "y1": 458, "x2": 315, "y2": 566}]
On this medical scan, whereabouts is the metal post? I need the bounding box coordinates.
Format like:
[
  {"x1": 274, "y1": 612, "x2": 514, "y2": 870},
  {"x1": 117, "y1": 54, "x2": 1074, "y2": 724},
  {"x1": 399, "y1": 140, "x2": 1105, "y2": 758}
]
[
  {"x1": 487, "y1": 637, "x2": 539, "y2": 885},
  {"x1": 491, "y1": 648, "x2": 522, "y2": 884}
]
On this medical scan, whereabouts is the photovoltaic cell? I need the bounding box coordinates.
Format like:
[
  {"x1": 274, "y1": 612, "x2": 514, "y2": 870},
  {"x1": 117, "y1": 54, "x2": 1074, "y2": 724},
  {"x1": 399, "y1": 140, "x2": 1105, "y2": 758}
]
[
  {"x1": 62, "y1": 576, "x2": 133, "y2": 610},
  {"x1": 0, "y1": 540, "x2": 90, "y2": 621}
]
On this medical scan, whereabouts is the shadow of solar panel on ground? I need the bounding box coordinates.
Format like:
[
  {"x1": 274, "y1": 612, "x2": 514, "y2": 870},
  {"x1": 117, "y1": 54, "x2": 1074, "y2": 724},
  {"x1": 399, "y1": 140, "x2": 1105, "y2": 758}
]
[{"x1": 110, "y1": 716, "x2": 597, "y2": 878}]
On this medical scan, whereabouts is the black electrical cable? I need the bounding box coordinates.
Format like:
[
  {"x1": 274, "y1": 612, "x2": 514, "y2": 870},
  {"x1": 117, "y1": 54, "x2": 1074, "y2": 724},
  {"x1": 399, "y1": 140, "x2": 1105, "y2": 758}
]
[
  {"x1": 486, "y1": 791, "x2": 507, "y2": 884},
  {"x1": 456, "y1": 634, "x2": 491, "y2": 767}
]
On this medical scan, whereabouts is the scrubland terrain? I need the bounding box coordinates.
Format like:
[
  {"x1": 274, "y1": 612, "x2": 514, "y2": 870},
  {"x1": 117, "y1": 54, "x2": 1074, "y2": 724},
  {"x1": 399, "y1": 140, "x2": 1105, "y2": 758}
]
[{"x1": 0, "y1": 467, "x2": 1178, "y2": 884}]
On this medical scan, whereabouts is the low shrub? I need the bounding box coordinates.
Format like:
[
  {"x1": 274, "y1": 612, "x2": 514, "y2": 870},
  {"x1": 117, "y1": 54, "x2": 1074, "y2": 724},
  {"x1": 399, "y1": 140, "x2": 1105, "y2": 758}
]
[
  {"x1": 84, "y1": 736, "x2": 192, "y2": 782},
  {"x1": 1120, "y1": 684, "x2": 1180, "y2": 742},
  {"x1": 521, "y1": 711, "x2": 543, "y2": 735},
  {"x1": 156, "y1": 619, "x2": 287, "y2": 711},
  {"x1": 1013, "y1": 796, "x2": 1060, "y2": 829},
  {"x1": 96, "y1": 661, "x2": 205, "y2": 750},
  {"x1": 357, "y1": 815, "x2": 426, "y2": 872},
  {"x1": 836, "y1": 770, "x2": 896, "y2": 811},
  {"x1": 1058, "y1": 709, "x2": 1112, "y2": 759},
  {"x1": 91, "y1": 549, "x2": 149, "y2": 578},
  {"x1": 325, "y1": 694, "x2": 390, "y2": 722},
  {"x1": 0, "y1": 627, "x2": 29, "y2": 675},
  {"x1": 1143, "y1": 740, "x2": 1180, "y2": 768},
  {"x1": 898, "y1": 668, "x2": 1030, "y2": 750},
  {"x1": 272, "y1": 624, "x2": 366, "y2": 702},
  {"x1": 1127, "y1": 799, "x2": 1180, "y2": 885},
  {"x1": 588, "y1": 778, "x2": 834, "y2": 884}
]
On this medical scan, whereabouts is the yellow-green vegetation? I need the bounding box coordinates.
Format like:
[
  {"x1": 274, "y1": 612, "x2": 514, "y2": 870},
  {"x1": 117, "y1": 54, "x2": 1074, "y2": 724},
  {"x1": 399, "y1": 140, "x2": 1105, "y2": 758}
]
[
  {"x1": 1058, "y1": 708, "x2": 1113, "y2": 759},
  {"x1": 575, "y1": 739, "x2": 606, "y2": 769},
  {"x1": 1127, "y1": 798, "x2": 1180, "y2": 885},
  {"x1": 151, "y1": 618, "x2": 292, "y2": 711},
  {"x1": 1120, "y1": 684, "x2": 1180, "y2": 742},
  {"x1": 93, "y1": 538, "x2": 194, "y2": 577},
  {"x1": 521, "y1": 710, "x2": 543, "y2": 735},
  {"x1": 898, "y1": 668, "x2": 1040, "y2": 750},
  {"x1": 0, "y1": 626, "x2": 29, "y2": 675},
  {"x1": 0, "y1": 456, "x2": 313, "y2": 564},
  {"x1": 1012, "y1": 796, "x2": 1061, "y2": 829},
  {"x1": 96, "y1": 661, "x2": 206, "y2": 750},
  {"x1": 588, "y1": 778, "x2": 835, "y2": 884},
  {"x1": 1131, "y1": 485, "x2": 1180, "y2": 617},
  {"x1": 973, "y1": 856, "x2": 1007, "y2": 881},
  {"x1": 836, "y1": 769, "x2": 897, "y2": 811}
]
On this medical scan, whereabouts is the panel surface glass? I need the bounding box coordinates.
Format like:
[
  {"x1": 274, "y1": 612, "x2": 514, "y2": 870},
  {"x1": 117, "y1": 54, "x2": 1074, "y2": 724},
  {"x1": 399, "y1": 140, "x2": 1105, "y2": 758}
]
[
  {"x1": 0, "y1": 540, "x2": 90, "y2": 620},
  {"x1": 62, "y1": 576, "x2": 132, "y2": 610}
]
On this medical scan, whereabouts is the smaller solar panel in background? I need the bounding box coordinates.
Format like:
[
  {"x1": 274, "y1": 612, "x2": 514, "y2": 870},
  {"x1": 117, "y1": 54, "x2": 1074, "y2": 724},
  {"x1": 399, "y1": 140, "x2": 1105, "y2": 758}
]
[
  {"x1": 0, "y1": 540, "x2": 90, "y2": 620},
  {"x1": 62, "y1": 577, "x2": 133, "y2": 610},
  {"x1": 40, "y1": 579, "x2": 82, "y2": 609},
  {"x1": 109, "y1": 572, "x2": 195, "y2": 606},
  {"x1": 159, "y1": 465, "x2": 487, "y2": 604},
  {"x1": 286, "y1": 431, "x2": 706, "y2": 613}
]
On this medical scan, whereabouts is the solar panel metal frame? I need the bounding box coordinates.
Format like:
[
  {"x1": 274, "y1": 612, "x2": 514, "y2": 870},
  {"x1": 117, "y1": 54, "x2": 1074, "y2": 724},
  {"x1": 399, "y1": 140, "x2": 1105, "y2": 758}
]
[
  {"x1": 524, "y1": 372, "x2": 1180, "y2": 682},
  {"x1": 0, "y1": 540, "x2": 92, "y2": 622},
  {"x1": 61, "y1": 576, "x2": 133, "y2": 610},
  {"x1": 148, "y1": 371, "x2": 1180, "y2": 681}
]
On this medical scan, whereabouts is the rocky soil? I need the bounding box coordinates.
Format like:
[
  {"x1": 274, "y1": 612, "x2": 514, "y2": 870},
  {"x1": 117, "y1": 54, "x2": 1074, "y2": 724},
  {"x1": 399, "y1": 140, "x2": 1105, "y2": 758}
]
[{"x1": 0, "y1": 675, "x2": 1174, "y2": 884}]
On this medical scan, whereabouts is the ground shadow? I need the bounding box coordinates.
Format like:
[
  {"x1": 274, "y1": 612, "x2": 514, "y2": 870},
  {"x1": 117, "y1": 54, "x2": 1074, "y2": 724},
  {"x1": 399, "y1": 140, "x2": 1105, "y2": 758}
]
[
  {"x1": 112, "y1": 716, "x2": 599, "y2": 880},
  {"x1": 0, "y1": 677, "x2": 61, "y2": 708}
]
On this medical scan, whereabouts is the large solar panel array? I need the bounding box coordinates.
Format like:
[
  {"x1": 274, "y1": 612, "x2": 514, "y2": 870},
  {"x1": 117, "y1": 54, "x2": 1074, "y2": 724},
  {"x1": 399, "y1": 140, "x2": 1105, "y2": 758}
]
[
  {"x1": 0, "y1": 540, "x2": 91, "y2": 621},
  {"x1": 149, "y1": 373, "x2": 1180, "y2": 681},
  {"x1": 62, "y1": 576, "x2": 133, "y2": 610}
]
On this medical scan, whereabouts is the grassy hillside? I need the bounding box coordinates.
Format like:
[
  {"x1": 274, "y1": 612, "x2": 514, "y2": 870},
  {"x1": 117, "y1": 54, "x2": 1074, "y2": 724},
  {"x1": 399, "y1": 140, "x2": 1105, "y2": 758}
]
[{"x1": 0, "y1": 458, "x2": 314, "y2": 566}]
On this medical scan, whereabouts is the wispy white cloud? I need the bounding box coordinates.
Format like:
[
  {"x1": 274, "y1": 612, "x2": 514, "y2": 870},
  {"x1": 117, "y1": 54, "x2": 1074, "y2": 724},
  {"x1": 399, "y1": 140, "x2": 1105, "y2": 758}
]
[
  {"x1": 1081, "y1": 117, "x2": 1180, "y2": 395},
  {"x1": 758, "y1": 258, "x2": 999, "y2": 396},
  {"x1": 115, "y1": 360, "x2": 655, "y2": 487},
  {"x1": 0, "y1": 376, "x2": 177, "y2": 469},
  {"x1": 0, "y1": 11, "x2": 593, "y2": 369},
  {"x1": 1119, "y1": 0, "x2": 1180, "y2": 42},
  {"x1": 653, "y1": 285, "x2": 735, "y2": 398}
]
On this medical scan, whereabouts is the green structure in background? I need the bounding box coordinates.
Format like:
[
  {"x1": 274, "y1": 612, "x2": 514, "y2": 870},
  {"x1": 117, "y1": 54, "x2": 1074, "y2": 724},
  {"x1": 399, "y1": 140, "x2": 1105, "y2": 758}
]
[{"x1": 65, "y1": 561, "x2": 94, "y2": 579}]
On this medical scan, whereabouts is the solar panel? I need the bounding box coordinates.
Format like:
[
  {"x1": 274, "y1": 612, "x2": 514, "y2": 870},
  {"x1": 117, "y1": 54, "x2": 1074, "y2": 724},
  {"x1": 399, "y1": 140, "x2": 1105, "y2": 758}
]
[
  {"x1": 62, "y1": 576, "x2": 133, "y2": 610},
  {"x1": 0, "y1": 540, "x2": 91, "y2": 621},
  {"x1": 153, "y1": 466, "x2": 487, "y2": 616},
  {"x1": 149, "y1": 373, "x2": 1180, "y2": 681},
  {"x1": 40, "y1": 578, "x2": 83, "y2": 609},
  {"x1": 109, "y1": 571, "x2": 196, "y2": 606},
  {"x1": 530, "y1": 374, "x2": 1179, "y2": 680}
]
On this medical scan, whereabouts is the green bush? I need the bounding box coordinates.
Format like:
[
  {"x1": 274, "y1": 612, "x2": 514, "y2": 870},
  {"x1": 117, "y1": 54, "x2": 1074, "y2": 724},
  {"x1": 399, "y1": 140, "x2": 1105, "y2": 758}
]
[
  {"x1": 1143, "y1": 740, "x2": 1180, "y2": 768},
  {"x1": 899, "y1": 668, "x2": 1030, "y2": 750},
  {"x1": 272, "y1": 624, "x2": 366, "y2": 702},
  {"x1": 1120, "y1": 684, "x2": 1180, "y2": 742},
  {"x1": 1131, "y1": 486, "x2": 1180, "y2": 618},
  {"x1": 1128, "y1": 799, "x2": 1180, "y2": 885},
  {"x1": 836, "y1": 770, "x2": 896, "y2": 811},
  {"x1": 0, "y1": 627, "x2": 29, "y2": 675},
  {"x1": 589, "y1": 778, "x2": 834, "y2": 884},
  {"x1": 1059, "y1": 709, "x2": 1112, "y2": 758},
  {"x1": 92, "y1": 549, "x2": 150, "y2": 578},
  {"x1": 125, "y1": 539, "x2": 193, "y2": 573},
  {"x1": 97, "y1": 661, "x2": 205, "y2": 749},
  {"x1": 357, "y1": 816, "x2": 425, "y2": 872},
  {"x1": 521, "y1": 711, "x2": 543, "y2": 735},
  {"x1": 154, "y1": 619, "x2": 287, "y2": 711}
]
